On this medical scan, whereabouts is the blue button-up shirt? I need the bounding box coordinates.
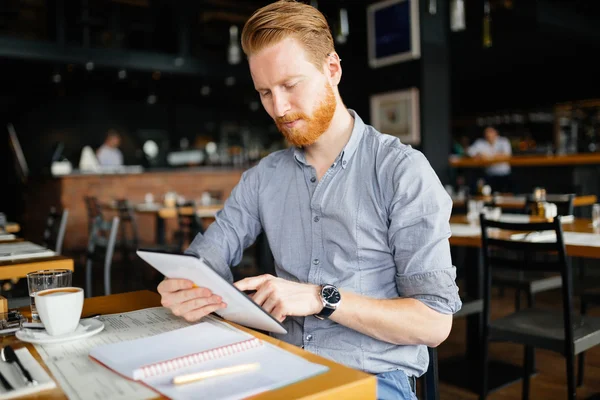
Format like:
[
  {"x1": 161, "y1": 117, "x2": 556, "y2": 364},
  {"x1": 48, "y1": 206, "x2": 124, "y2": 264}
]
[{"x1": 186, "y1": 110, "x2": 462, "y2": 377}]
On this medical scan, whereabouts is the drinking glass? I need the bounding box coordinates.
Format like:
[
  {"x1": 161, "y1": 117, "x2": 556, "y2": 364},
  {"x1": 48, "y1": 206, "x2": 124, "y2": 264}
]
[
  {"x1": 593, "y1": 203, "x2": 600, "y2": 228},
  {"x1": 27, "y1": 269, "x2": 72, "y2": 322}
]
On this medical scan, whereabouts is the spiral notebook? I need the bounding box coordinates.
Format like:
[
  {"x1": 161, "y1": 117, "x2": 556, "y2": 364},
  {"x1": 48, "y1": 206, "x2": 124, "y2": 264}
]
[{"x1": 89, "y1": 317, "x2": 328, "y2": 400}]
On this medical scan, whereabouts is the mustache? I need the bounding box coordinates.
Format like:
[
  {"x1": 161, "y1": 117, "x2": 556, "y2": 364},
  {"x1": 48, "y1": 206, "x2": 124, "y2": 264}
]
[{"x1": 276, "y1": 113, "x2": 307, "y2": 124}]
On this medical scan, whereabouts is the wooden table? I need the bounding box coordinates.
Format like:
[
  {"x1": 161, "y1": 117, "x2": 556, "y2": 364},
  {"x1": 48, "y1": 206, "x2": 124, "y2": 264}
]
[
  {"x1": 138, "y1": 205, "x2": 222, "y2": 244},
  {"x1": 9, "y1": 290, "x2": 375, "y2": 400},
  {"x1": 449, "y1": 215, "x2": 600, "y2": 258},
  {"x1": 5, "y1": 223, "x2": 20, "y2": 233},
  {"x1": 449, "y1": 153, "x2": 600, "y2": 168},
  {"x1": 104, "y1": 203, "x2": 223, "y2": 244},
  {"x1": 452, "y1": 194, "x2": 598, "y2": 210},
  {"x1": 0, "y1": 256, "x2": 74, "y2": 280}
]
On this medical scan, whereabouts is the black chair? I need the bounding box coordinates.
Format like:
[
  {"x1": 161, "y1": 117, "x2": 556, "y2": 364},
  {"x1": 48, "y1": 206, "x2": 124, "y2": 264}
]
[
  {"x1": 84, "y1": 196, "x2": 104, "y2": 234},
  {"x1": 577, "y1": 287, "x2": 600, "y2": 387},
  {"x1": 85, "y1": 216, "x2": 120, "y2": 297},
  {"x1": 42, "y1": 207, "x2": 69, "y2": 255},
  {"x1": 486, "y1": 195, "x2": 566, "y2": 311},
  {"x1": 479, "y1": 214, "x2": 600, "y2": 400},
  {"x1": 115, "y1": 199, "x2": 140, "y2": 260},
  {"x1": 174, "y1": 201, "x2": 205, "y2": 252},
  {"x1": 420, "y1": 346, "x2": 439, "y2": 400}
]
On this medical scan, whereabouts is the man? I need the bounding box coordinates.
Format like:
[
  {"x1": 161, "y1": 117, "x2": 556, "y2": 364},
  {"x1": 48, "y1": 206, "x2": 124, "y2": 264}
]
[
  {"x1": 158, "y1": 1, "x2": 461, "y2": 398},
  {"x1": 96, "y1": 129, "x2": 123, "y2": 166},
  {"x1": 467, "y1": 126, "x2": 512, "y2": 192}
]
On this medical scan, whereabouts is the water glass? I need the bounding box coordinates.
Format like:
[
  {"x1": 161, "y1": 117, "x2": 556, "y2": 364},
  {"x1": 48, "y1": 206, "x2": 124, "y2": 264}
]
[
  {"x1": 593, "y1": 203, "x2": 600, "y2": 228},
  {"x1": 27, "y1": 269, "x2": 72, "y2": 322}
]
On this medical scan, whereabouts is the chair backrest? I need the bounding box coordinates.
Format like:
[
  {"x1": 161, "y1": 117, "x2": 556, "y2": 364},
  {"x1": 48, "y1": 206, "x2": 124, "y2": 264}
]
[
  {"x1": 86, "y1": 215, "x2": 120, "y2": 297},
  {"x1": 524, "y1": 193, "x2": 575, "y2": 216},
  {"x1": 115, "y1": 199, "x2": 139, "y2": 248},
  {"x1": 87, "y1": 215, "x2": 120, "y2": 260},
  {"x1": 42, "y1": 207, "x2": 69, "y2": 255},
  {"x1": 479, "y1": 214, "x2": 574, "y2": 348},
  {"x1": 420, "y1": 346, "x2": 439, "y2": 400},
  {"x1": 84, "y1": 196, "x2": 103, "y2": 233},
  {"x1": 176, "y1": 201, "x2": 204, "y2": 248}
]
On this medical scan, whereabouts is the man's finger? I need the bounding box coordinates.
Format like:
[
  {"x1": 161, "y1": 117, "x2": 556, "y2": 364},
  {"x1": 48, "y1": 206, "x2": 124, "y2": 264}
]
[
  {"x1": 250, "y1": 285, "x2": 272, "y2": 307},
  {"x1": 162, "y1": 287, "x2": 212, "y2": 308},
  {"x1": 158, "y1": 278, "x2": 194, "y2": 293},
  {"x1": 183, "y1": 302, "x2": 227, "y2": 322},
  {"x1": 272, "y1": 305, "x2": 286, "y2": 323},
  {"x1": 173, "y1": 294, "x2": 222, "y2": 316},
  {"x1": 174, "y1": 287, "x2": 213, "y2": 304},
  {"x1": 262, "y1": 296, "x2": 278, "y2": 314},
  {"x1": 234, "y1": 274, "x2": 272, "y2": 291}
]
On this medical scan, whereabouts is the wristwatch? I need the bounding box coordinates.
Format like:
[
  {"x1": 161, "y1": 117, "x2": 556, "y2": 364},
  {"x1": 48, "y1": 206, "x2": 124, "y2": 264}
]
[{"x1": 314, "y1": 284, "x2": 341, "y2": 320}]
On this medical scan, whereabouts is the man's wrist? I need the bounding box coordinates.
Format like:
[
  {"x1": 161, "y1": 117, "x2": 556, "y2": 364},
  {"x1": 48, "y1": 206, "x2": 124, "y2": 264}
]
[{"x1": 312, "y1": 284, "x2": 323, "y2": 315}]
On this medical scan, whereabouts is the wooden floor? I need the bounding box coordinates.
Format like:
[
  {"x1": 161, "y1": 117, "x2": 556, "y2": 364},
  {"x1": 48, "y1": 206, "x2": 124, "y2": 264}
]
[{"x1": 437, "y1": 287, "x2": 600, "y2": 400}]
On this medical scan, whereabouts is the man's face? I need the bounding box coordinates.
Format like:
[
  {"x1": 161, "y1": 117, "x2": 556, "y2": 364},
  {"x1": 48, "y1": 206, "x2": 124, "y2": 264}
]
[
  {"x1": 249, "y1": 37, "x2": 336, "y2": 147},
  {"x1": 109, "y1": 135, "x2": 121, "y2": 148},
  {"x1": 484, "y1": 128, "x2": 498, "y2": 144}
]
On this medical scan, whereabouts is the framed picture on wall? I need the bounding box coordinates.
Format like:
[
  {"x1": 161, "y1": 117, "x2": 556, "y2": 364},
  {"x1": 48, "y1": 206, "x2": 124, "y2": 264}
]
[
  {"x1": 370, "y1": 87, "x2": 420, "y2": 145},
  {"x1": 367, "y1": 0, "x2": 421, "y2": 68}
]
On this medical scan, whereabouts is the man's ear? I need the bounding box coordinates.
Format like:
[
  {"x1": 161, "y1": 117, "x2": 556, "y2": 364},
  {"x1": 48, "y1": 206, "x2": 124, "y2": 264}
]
[{"x1": 325, "y1": 52, "x2": 342, "y2": 86}]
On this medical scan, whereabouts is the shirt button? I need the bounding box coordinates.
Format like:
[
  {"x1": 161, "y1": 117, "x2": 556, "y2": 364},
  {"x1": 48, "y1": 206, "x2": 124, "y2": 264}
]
[
  {"x1": 342, "y1": 160, "x2": 347, "y2": 166},
  {"x1": 310, "y1": 177, "x2": 316, "y2": 183},
  {"x1": 306, "y1": 334, "x2": 313, "y2": 341},
  {"x1": 312, "y1": 259, "x2": 320, "y2": 265},
  {"x1": 313, "y1": 216, "x2": 320, "y2": 222}
]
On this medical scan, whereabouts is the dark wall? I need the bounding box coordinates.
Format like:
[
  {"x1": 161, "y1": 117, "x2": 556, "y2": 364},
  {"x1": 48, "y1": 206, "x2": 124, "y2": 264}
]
[{"x1": 450, "y1": 0, "x2": 600, "y2": 115}]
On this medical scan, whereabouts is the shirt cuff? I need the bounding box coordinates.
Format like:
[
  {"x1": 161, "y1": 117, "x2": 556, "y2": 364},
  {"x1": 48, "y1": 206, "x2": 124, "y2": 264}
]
[
  {"x1": 396, "y1": 268, "x2": 462, "y2": 315},
  {"x1": 184, "y1": 234, "x2": 233, "y2": 283}
]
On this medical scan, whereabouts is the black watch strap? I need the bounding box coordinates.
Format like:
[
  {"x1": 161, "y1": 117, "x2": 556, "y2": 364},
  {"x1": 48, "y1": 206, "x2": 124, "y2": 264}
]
[{"x1": 315, "y1": 306, "x2": 335, "y2": 320}]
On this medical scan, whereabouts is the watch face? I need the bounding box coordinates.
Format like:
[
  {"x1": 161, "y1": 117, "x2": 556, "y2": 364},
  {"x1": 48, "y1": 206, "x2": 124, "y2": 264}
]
[{"x1": 323, "y1": 286, "x2": 341, "y2": 304}]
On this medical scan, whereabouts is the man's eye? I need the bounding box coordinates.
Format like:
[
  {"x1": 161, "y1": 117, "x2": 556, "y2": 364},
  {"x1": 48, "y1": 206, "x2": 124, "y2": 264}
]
[
  {"x1": 285, "y1": 83, "x2": 298, "y2": 90},
  {"x1": 260, "y1": 91, "x2": 271, "y2": 97}
]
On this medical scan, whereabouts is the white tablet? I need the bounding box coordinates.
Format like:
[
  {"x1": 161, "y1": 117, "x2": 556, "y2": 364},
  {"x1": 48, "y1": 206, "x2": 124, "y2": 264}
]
[{"x1": 136, "y1": 249, "x2": 287, "y2": 334}]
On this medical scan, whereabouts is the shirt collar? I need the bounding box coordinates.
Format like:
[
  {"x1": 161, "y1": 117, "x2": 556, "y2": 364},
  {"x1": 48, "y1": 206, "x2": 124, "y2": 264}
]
[{"x1": 293, "y1": 109, "x2": 365, "y2": 169}]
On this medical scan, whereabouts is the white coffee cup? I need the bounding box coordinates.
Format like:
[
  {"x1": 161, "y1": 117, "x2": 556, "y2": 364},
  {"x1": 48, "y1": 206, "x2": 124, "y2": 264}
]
[{"x1": 35, "y1": 287, "x2": 84, "y2": 336}]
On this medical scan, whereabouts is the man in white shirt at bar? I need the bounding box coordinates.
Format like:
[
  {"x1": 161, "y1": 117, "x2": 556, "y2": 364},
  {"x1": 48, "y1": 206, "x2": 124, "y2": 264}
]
[
  {"x1": 467, "y1": 125, "x2": 512, "y2": 192},
  {"x1": 96, "y1": 129, "x2": 124, "y2": 166}
]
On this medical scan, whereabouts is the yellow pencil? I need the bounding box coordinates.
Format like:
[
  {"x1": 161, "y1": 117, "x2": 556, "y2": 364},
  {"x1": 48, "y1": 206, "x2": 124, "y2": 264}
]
[{"x1": 172, "y1": 363, "x2": 260, "y2": 385}]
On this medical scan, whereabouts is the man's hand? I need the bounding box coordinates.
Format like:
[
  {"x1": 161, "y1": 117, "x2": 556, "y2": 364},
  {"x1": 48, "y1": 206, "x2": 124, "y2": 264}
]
[
  {"x1": 157, "y1": 278, "x2": 227, "y2": 322},
  {"x1": 234, "y1": 274, "x2": 322, "y2": 322}
]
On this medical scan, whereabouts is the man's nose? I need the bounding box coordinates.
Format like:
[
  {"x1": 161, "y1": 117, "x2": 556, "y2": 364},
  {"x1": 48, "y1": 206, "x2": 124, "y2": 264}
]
[{"x1": 272, "y1": 92, "x2": 290, "y2": 118}]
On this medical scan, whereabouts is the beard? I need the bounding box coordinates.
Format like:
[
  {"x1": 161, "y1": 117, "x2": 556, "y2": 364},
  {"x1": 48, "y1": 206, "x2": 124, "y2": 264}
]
[{"x1": 275, "y1": 83, "x2": 336, "y2": 147}]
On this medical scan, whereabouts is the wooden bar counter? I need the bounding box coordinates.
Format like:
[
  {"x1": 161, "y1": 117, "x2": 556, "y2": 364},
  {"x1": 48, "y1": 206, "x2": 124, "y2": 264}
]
[{"x1": 22, "y1": 168, "x2": 244, "y2": 251}]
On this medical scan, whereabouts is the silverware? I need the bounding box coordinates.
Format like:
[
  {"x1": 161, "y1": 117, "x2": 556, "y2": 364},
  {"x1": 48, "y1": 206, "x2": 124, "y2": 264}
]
[
  {"x1": 0, "y1": 369, "x2": 13, "y2": 391},
  {"x1": 1, "y1": 346, "x2": 37, "y2": 386}
]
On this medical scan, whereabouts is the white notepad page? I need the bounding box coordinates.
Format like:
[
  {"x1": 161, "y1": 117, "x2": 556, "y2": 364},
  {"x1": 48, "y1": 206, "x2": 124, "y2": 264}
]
[
  {"x1": 0, "y1": 234, "x2": 16, "y2": 242},
  {"x1": 90, "y1": 318, "x2": 329, "y2": 400},
  {"x1": 0, "y1": 242, "x2": 55, "y2": 261}
]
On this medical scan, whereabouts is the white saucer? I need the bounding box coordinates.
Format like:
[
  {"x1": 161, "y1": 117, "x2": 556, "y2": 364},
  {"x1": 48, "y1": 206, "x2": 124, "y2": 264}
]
[{"x1": 16, "y1": 318, "x2": 105, "y2": 345}]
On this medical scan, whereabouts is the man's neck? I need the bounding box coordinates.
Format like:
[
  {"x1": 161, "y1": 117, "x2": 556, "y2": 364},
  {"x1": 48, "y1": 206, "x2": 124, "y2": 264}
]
[{"x1": 304, "y1": 106, "x2": 354, "y2": 170}]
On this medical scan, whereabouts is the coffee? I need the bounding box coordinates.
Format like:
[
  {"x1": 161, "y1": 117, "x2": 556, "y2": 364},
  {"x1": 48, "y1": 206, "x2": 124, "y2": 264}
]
[{"x1": 38, "y1": 288, "x2": 81, "y2": 296}]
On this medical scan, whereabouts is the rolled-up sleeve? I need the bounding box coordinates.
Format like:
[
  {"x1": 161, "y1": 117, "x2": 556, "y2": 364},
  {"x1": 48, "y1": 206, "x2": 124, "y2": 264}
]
[
  {"x1": 185, "y1": 165, "x2": 262, "y2": 283},
  {"x1": 387, "y1": 151, "x2": 462, "y2": 315}
]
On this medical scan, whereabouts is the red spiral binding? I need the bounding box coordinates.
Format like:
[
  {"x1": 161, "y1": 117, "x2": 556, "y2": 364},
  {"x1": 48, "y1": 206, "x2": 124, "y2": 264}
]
[{"x1": 133, "y1": 337, "x2": 263, "y2": 380}]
